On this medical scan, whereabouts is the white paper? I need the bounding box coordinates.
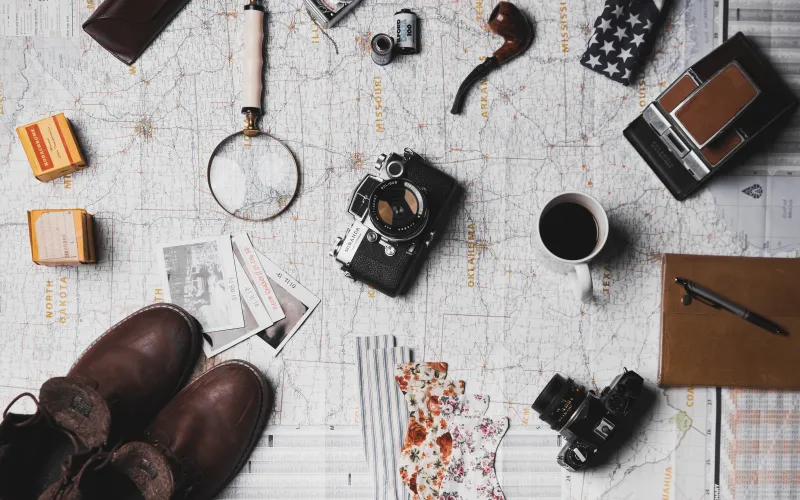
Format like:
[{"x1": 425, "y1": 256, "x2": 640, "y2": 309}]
[
  {"x1": 202, "y1": 260, "x2": 273, "y2": 358},
  {"x1": 232, "y1": 233, "x2": 286, "y2": 323},
  {"x1": 156, "y1": 236, "x2": 244, "y2": 333},
  {"x1": 710, "y1": 1, "x2": 800, "y2": 251},
  {"x1": 0, "y1": 0, "x2": 79, "y2": 37},
  {"x1": 218, "y1": 424, "x2": 567, "y2": 500},
  {"x1": 34, "y1": 211, "x2": 78, "y2": 260},
  {"x1": 217, "y1": 425, "x2": 372, "y2": 498}
]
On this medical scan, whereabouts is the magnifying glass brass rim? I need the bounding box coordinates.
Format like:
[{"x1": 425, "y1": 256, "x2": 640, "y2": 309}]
[{"x1": 206, "y1": 129, "x2": 300, "y2": 222}]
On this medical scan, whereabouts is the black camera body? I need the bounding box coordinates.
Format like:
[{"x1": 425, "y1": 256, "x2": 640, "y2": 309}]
[
  {"x1": 331, "y1": 149, "x2": 460, "y2": 297},
  {"x1": 532, "y1": 370, "x2": 644, "y2": 472}
]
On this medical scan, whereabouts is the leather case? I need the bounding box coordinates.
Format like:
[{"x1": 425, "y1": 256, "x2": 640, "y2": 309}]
[
  {"x1": 660, "y1": 254, "x2": 800, "y2": 389},
  {"x1": 83, "y1": 0, "x2": 191, "y2": 65}
]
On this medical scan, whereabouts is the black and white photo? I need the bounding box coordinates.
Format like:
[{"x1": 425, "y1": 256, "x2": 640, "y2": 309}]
[
  {"x1": 157, "y1": 236, "x2": 243, "y2": 332},
  {"x1": 202, "y1": 259, "x2": 273, "y2": 357}
]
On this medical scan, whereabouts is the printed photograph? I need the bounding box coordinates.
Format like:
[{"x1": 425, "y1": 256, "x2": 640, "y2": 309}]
[
  {"x1": 157, "y1": 236, "x2": 243, "y2": 333},
  {"x1": 252, "y1": 248, "x2": 320, "y2": 356},
  {"x1": 203, "y1": 260, "x2": 273, "y2": 357},
  {"x1": 256, "y1": 276, "x2": 309, "y2": 349}
]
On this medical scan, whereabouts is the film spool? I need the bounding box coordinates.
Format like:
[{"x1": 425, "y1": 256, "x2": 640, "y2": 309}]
[
  {"x1": 394, "y1": 9, "x2": 418, "y2": 55},
  {"x1": 371, "y1": 33, "x2": 395, "y2": 66}
]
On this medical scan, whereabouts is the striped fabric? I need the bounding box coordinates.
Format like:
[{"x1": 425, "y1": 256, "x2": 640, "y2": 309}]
[{"x1": 356, "y1": 336, "x2": 410, "y2": 500}]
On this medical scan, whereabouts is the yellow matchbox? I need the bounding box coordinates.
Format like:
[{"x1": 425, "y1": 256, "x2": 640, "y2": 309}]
[
  {"x1": 16, "y1": 114, "x2": 87, "y2": 182},
  {"x1": 27, "y1": 209, "x2": 97, "y2": 266}
]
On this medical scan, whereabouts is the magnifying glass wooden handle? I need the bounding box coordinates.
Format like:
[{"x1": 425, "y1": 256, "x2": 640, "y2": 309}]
[{"x1": 242, "y1": 0, "x2": 264, "y2": 119}]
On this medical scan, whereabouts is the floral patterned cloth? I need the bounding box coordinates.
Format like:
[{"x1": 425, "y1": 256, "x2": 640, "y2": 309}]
[
  {"x1": 439, "y1": 410, "x2": 508, "y2": 500},
  {"x1": 396, "y1": 363, "x2": 508, "y2": 500},
  {"x1": 395, "y1": 362, "x2": 465, "y2": 499}
]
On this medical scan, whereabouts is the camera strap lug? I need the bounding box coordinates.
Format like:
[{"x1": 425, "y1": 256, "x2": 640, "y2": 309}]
[{"x1": 374, "y1": 154, "x2": 387, "y2": 171}]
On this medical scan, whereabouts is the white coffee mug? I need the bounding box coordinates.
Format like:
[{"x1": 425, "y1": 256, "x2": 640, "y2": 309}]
[{"x1": 534, "y1": 192, "x2": 609, "y2": 302}]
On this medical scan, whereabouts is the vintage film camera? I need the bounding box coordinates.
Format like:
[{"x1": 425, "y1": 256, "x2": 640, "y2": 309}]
[
  {"x1": 331, "y1": 149, "x2": 461, "y2": 297},
  {"x1": 532, "y1": 370, "x2": 644, "y2": 472}
]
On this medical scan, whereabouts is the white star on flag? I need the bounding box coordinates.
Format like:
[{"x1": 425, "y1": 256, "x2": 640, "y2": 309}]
[
  {"x1": 597, "y1": 17, "x2": 612, "y2": 32},
  {"x1": 600, "y1": 40, "x2": 616, "y2": 55},
  {"x1": 611, "y1": 4, "x2": 624, "y2": 18},
  {"x1": 644, "y1": 19, "x2": 653, "y2": 31},
  {"x1": 631, "y1": 33, "x2": 646, "y2": 47},
  {"x1": 588, "y1": 32, "x2": 599, "y2": 46},
  {"x1": 614, "y1": 26, "x2": 628, "y2": 41},
  {"x1": 626, "y1": 13, "x2": 641, "y2": 27},
  {"x1": 623, "y1": 68, "x2": 632, "y2": 81},
  {"x1": 618, "y1": 47, "x2": 633, "y2": 62},
  {"x1": 586, "y1": 54, "x2": 602, "y2": 68},
  {"x1": 603, "y1": 62, "x2": 620, "y2": 77}
]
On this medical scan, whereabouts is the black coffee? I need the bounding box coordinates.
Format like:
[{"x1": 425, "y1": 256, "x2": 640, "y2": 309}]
[{"x1": 539, "y1": 202, "x2": 598, "y2": 260}]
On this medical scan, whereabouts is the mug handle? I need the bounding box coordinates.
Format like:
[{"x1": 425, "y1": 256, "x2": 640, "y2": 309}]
[{"x1": 573, "y1": 263, "x2": 593, "y2": 302}]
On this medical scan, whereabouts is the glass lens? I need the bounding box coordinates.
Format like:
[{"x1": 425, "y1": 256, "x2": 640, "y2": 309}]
[
  {"x1": 208, "y1": 132, "x2": 298, "y2": 220},
  {"x1": 374, "y1": 184, "x2": 420, "y2": 228}
]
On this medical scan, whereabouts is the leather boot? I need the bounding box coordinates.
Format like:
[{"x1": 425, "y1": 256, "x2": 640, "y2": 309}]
[
  {"x1": 0, "y1": 379, "x2": 111, "y2": 500},
  {"x1": 0, "y1": 303, "x2": 201, "y2": 499},
  {"x1": 40, "y1": 361, "x2": 271, "y2": 500}
]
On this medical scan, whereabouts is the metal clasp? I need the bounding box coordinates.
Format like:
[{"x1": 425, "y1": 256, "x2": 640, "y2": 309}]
[{"x1": 243, "y1": 111, "x2": 259, "y2": 137}]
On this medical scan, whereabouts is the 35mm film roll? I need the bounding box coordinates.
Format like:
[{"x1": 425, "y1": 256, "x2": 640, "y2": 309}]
[
  {"x1": 394, "y1": 9, "x2": 418, "y2": 55},
  {"x1": 371, "y1": 33, "x2": 395, "y2": 66}
]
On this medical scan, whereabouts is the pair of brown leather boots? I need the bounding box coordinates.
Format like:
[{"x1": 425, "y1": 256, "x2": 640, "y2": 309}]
[{"x1": 0, "y1": 304, "x2": 270, "y2": 500}]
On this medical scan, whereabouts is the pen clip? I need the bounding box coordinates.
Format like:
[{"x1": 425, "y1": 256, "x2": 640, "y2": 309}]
[
  {"x1": 676, "y1": 278, "x2": 722, "y2": 309},
  {"x1": 688, "y1": 293, "x2": 722, "y2": 309}
]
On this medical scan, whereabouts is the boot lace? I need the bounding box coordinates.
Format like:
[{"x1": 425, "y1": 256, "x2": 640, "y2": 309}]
[
  {"x1": 148, "y1": 438, "x2": 199, "y2": 498},
  {"x1": 3, "y1": 393, "x2": 108, "y2": 500},
  {"x1": 3, "y1": 393, "x2": 82, "y2": 452},
  {"x1": 45, "y1": 444, "x2": 121, "y2": 500}
]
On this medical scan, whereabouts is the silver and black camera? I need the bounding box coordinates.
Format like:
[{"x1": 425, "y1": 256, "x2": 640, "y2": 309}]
[
  {"x1": 331, "y1": 149, "x2": 461, "y2": 297},
  {"x1": 532, "y1": 370, "x2": 644, "y2": 472}
]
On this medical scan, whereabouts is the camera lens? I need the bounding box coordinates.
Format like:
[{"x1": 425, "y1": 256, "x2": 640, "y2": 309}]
[
  {"x1": 369, "y1": 180, "x2": 428, "y2": 240},
  {"x1": 532, "y1": 374, "x2": 588, "y2": 431}
]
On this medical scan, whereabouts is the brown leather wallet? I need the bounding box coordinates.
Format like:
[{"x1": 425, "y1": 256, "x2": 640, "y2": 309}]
[{"x1": 82, "y1": 0, "x2": 191, "y2": 65}]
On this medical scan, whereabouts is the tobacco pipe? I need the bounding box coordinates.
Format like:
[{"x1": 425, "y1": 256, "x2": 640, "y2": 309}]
[{"x1": 451, "y1": 2, "x2": 534, "y2": 115}]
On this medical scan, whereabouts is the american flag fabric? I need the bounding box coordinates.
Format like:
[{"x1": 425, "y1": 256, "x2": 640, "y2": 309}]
[{"x1": 580, "y1": 0, "x2": 666, "y2": 86}]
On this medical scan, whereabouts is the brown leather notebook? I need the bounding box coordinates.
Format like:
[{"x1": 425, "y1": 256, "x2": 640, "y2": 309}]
[{"x1": 660, "y1": 253, "x2": 800, "y2": 388}]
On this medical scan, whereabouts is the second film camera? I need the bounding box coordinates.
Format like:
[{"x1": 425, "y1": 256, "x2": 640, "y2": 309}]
[
  {"x1": 331, "y1": 149, "x2": 461, "y2": 297},
  {"x1": 532, "y1": 370, "x2": 644, "y2": 472}
]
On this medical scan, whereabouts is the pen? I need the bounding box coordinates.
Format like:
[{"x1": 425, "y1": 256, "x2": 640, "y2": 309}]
[{"x1": 675, "y1": 277, "x2": 786, "y2": 336}]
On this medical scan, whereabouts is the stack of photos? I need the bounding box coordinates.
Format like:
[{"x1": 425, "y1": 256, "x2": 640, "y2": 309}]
[{"x1": 156, "y1": 234, "x2": 320, "y2": 357}]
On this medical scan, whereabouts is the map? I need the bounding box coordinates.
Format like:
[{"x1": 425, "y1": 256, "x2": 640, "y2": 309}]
[{"x1": 0, "y1": 0, "x2": 794, "y2": 498}]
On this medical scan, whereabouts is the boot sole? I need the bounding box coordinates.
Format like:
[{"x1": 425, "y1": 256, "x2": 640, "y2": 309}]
[
  {"x1": 70, "y1": 303, "x2": 203, "y2": 429},
  {"x1": 204, "y1": 360, "x2": 271, "y2": 500}
]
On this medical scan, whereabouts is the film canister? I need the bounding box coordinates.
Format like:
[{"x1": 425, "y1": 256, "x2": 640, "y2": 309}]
[
  {"x1": 371, "y1": 33, "x2": 395, "y2": 66},
  {"x1": 394, "y1": 9, "x2": 418, "y2": 55}
]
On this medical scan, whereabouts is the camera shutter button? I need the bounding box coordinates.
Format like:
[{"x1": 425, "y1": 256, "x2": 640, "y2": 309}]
[
  {"x1": 384, "y1": 246, "x2": 396, "y2": 257},
  {"x1": 367, "y1": 231, "x2": 378, "y2": 243}
]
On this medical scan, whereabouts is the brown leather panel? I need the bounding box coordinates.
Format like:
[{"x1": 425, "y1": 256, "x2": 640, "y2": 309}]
[
  {"x1": 674, "y1": 64, "x2": 758, "y2": 145},
  {"x1": 660, "y1": 254, "x2": 800, "y2": 388},
  {"x1": 701, "y1": 131, "x2": 743, "y2": 166},
  {"x1": 659, "y1": 75, "x2": 698, "y2": 112}
]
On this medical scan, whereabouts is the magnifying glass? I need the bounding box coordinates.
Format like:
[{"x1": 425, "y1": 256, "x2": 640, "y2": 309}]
[{"x1": 207, "y1": 0, "x2": 299, "y2": 221}]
